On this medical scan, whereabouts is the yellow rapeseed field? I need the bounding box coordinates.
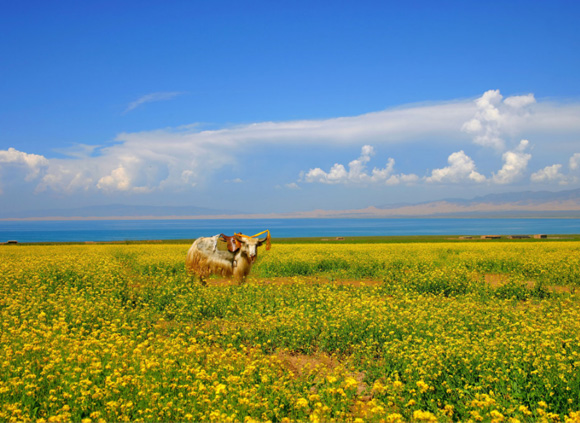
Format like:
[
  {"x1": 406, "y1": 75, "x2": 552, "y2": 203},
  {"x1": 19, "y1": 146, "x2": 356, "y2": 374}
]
[{"x1": 1, "y1": 241, "x2": 579, "y2": 422}]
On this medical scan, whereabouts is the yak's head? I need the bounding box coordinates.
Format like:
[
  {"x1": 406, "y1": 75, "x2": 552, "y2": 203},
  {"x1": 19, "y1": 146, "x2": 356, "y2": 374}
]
[{"x1": 234, "y1": 234, "x2": 268, "y2": 264}]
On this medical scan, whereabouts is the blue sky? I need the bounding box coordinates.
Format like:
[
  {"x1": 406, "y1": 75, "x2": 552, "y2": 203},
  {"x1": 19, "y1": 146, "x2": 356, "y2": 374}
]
[{"x1": 1, "y1": 0, "x2": 580, "y2": 215}]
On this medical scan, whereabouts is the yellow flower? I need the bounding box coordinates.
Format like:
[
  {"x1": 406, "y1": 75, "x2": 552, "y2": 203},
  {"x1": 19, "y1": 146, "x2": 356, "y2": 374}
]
[
  {"x1": 490, "y1": 410, "x2": 505, "y2": 422},
  {"x1": 470, "y1": 410, "x2": 484, "y2": 422},
  {"x1": 372, "y1": 381, "x2": 387, "y2": 394},
  {"x1": 385, "y1": 413, "x2": 404, "y2": 423},
  {"x1": 412, "y1": 410, "x2": 437, "y2": 422},
  {"x1": 564, "y1": 411, "x2": 580, "y2": 423},
  {"x1": 443, "y1": 404, "x2": 454, "y2": 417},
  {"x1": 344, "y1": 377, "x2": 358, "y2": 390},
  {"x1": 296, "y1": 397, "x2": 309, "y2": 408},
  {"x1": 416, "y1": 380, "x2": 429, "y2": 393}
]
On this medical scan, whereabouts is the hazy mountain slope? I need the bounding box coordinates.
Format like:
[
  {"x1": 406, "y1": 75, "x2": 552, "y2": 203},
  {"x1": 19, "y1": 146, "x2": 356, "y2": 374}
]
[{"x1": 3, "y1": 189, "x2": 580, "y2": 220}]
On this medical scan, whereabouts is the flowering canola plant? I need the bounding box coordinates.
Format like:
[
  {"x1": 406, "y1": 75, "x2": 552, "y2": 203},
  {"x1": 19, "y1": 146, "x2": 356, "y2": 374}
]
[{"x1": 1, "y1": 241, "x2": 579, "y2": 422}]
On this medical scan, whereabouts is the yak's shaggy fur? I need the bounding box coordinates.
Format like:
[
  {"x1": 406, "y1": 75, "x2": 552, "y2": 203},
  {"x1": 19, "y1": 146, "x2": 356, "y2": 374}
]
[{"x1": 185, "y1": 234, "x2": 265, "y2": 283}]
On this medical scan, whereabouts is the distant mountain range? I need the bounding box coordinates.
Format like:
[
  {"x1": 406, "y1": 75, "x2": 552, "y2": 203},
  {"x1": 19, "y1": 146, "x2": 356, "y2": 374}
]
[
  {"x1": 2, "y1": 188, "x2": 580, "y2": 220},
  {"x1": 367, "y1": 188, "x2": 580, "y2": 217},
  {"x1": 430, "y1": 189, "x2": 580, "y2": 206}
]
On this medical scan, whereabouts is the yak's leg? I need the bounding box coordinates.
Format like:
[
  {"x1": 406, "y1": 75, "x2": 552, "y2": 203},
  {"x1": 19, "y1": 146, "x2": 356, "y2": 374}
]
[{"x1": 199, "y1": 275, "x2": 207, "y2": 286}]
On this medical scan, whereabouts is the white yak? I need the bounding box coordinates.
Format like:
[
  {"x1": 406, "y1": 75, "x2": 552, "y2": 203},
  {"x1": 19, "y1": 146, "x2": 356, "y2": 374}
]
[{"x1": 186, "y1": 233, "x2": 269, "y2": 283}]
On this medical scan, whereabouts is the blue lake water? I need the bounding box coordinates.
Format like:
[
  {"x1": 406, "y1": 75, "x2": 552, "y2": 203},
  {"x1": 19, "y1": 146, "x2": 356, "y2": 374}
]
[{"x1": 1, "y1": 218, "x2": 579, "y2": 243}]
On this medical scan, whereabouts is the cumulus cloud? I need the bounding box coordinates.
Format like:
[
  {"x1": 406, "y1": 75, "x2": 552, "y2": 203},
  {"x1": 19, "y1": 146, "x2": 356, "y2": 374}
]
[
  {"x1": 530, "y1": 152, "x2": 580, "y2": 185},
  {"x1": 570, "y1": 153, "x2": 580, "y2": 171},
  {"x1": 530, "y1": 164, "x2": 567, "y2": 184},
  {"x1": 425, "y1": 151, "x2": 486, "y2": 183},
  {"x1": 504, "y1": 93, "x2": 536, "y2": 109},
  {"x1": 38, "y1": 163, "x2": 94, "y2": 193},
  {"x1": 124, "y1": 91, "x2": 184, "y2": 113},
  {"x1": 97, "y1": 166, "x2": 132, "y2": 192},
  {"x1": 492, "y1": 140, "x2": 532, "y2": 184},
  {"x1": 302, "y1": 145, "x2": 417, "y2": 185},
  {"x1": 0, "y1": 148, "x2": 49, "y2": 193},
  {"x1": 462, "y1": 90, "x2": 536, "y2": 150},
  {"x1": 0, "y1": 148, "x2": 49, "y2": 181}
]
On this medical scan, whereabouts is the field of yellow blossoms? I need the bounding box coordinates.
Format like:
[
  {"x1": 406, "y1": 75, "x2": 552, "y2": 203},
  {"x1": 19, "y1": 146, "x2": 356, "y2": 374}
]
[{"x1": 1, "y1": 240, "x2": 580, "y2": 422}]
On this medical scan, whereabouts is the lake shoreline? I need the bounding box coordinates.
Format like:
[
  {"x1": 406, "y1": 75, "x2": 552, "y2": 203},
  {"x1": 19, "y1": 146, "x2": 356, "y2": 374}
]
[
  {"x1": 3, "y1": 233, "x2": 580, "y2": 246},
  {"x1": 2, "y1": 217, "x2": 580, "y2": 244}
]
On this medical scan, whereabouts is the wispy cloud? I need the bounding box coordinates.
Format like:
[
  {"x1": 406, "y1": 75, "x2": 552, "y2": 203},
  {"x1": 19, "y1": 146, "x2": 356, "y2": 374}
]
[
  {"x1": 285, "y1": 182, "x2": 300, "y2": 190},
  {"x1": 53, "y1": 143, "x2": 101, "y2": 159},
  {"x1": 124, "y1": 91, "x2": 185, "y2": 114}
]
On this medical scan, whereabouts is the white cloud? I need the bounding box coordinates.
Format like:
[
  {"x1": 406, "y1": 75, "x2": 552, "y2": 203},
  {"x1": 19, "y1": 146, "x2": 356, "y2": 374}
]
[
  {"x1": 54, "y1": 143, "x2": 101, "y2": 159},
  {"x1": 504, "y1": 93, "x2": 536, "y2": 109},
  {"x1": 285, "y1": 182, "x2": 300, "y2": 190},
  {"x1": 34, "y1": 127, "x2": 236, "y2": 194},
  {"x1": 97, "y1": 166, "x2": 132, "y2": 191},
  {"x1": 303, "y1": 145, "x2": 417, "y2": 185},
  {"x1": 530, "y1": 164, "x2": 567, "y2": 184},
  {"x1": 38, "y1": 163, "x2": 94, "y2": 194},
  {"x1": 0, "y1": 148, "x2": 49, "y2": 193},
  {"x1": 0, "y1": 148, "x2": 49, "y2": 181},
  {"x1": 305, "y1": 164, "x2": 348, "y2": 184},
  {"x1": 124, "y1": 91, "x2": 184, "y2": 113},
  {"x1": 570, "y1": 153, "x2": 580, "y2": 171},
  {"x1": 462, "y1": 90, "x2": 536, "y2": 150},
  {"x1": 426, "y1": 150, "x2": 486, "y2": 183},
  {"x1": 370, "y1": 158, "x2": 395, "y2": 182},
  {"x1": 386, "y1": 173, "x2": 419, "y2": 185},
  {"x1": 529, "y1": 153, "x2": 580, "y2": 185},
  {"x1": 492, "y1": 140, "x2": 532, "y2": 184},
  {"x1": 4, "y1": 90, "x2": 580, "y2": 196},
  {"x1": 347, "y1": 144, "x2": 374, "y2": 183}
]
